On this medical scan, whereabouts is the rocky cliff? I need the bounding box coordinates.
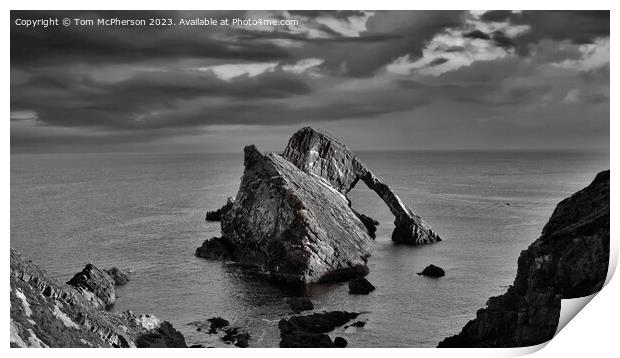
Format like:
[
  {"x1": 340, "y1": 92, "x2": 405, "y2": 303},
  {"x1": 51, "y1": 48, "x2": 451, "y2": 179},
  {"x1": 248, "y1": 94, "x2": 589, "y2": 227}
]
[
  {"x1": 438, "y1": 170, "x2": 609, "y2": 348},
  {"x1": 10, "y1": 249, "x2": 187, "y2": 348},
  {"x1": 282, "y1": 127, "x2": 440, "y2": 245}
]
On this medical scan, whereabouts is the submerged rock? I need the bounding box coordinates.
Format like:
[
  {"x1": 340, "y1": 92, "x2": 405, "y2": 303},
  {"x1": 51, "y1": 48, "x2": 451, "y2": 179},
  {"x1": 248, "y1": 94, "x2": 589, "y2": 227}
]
[
  {"x1": 67, "y1": 263, "x2": 116, "y2": 309},
  {"x1": 286, "y1": 297, "x2": 314, "y2": 313},
  {"x1": 348, "y1": 277, "x2": 376, "y2": 294},
  {"x1": 334, "y1": 336, "x2": 348, "y2": 347},
  {"x1": 282, "y1": 127, "x2": 440, "y2": 245},
  {"x1": 207, "y1": 317, "x2": 230, "y2": 333},
  {"x1": 218, "y1": 145, "x2": 374, "y2": 284},
  {"x1": 10, "y1": 249, "x2": 187, "y2": 348},
  {"x1": 438, "y1": 170, "x2": 610, "y2": 348},
  {"x1": 279, "y1": 311, "x2": 359, "y2": 348},
  {"x1": 222, "y1": 326, "x2": 250, "y2": 348},
  {"x1": 347, "y1": 321, "x2": 367, "y2": 328},
  {"x1": 104, "y1": 267, "x2": 131, "y2": 286},
  {"x1": 418, "y1": 264, "x2": 445, "y2": 277},
  {"x1": 205, "y1": 197, "x2": 234, "y2": 221}
]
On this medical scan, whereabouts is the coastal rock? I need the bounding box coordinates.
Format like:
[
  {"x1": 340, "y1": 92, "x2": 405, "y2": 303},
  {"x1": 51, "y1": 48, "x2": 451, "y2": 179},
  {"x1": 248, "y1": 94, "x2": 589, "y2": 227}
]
[
  {"x1": 279, "y1": 311, "x2": 359, "y2": 348},
  {"x1": 334, "y1": 336, "x2": 348, "y2": 347},
  {"x1": 67, "y1": 263, "x2": 116, "y2": 309},
  {"x1": 222, "y1": 327, "x2": 251, "y2": 348},
  {"x1": 348, "y1": 277, "x2": 376, "y2": 294},
  {"x1": 438, "y1": 170, "x2": 610, "y2": 348},
  {"x1": 10, "y1": 249, "x2": 187, "y2": 348},
  {"x1": 352, "y1": 208, "x2": 379, "y2": 239},
  {"x1": 286, "y1": 297, "x2": 314, "y2": 313},
  {"x1": 207, "y1": 317, "x2": 230, "y2": 333},
  {"x1": 347, "y1": 321, "x2": 367, "y2": 328},
  {"x1": 205, "y1": 197, "x2": 234, "y2": 222},
  {"x1": 418, "y1": 264, "x2": 445, "y2": 277},
  {"x1": 195, "y1": 236, "x2": 235, "y2": 260},
  {"x1": 218, "y1": 145, "x2": 374, "y2": 284},
  {"x1": 282, "y1": 127, "x2": 440, "y2": 245},
  {"x1": 104, "y1": 267, "x2": 131, "y2": 286}
]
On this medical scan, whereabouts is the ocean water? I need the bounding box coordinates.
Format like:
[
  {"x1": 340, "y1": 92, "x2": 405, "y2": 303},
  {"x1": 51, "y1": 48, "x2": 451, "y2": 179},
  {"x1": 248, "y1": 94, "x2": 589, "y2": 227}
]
[{"x1": 10, "y1": 150, "x2": 609, "y2": 347}]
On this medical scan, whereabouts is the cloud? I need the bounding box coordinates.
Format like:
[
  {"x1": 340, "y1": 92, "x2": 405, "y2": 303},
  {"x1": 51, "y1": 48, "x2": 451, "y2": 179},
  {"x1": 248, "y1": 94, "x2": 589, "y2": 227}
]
[
  {"x1": 282, "y1": 58, "x2": 325, "y2": 74},
  {"x1": 464, "y1": 30, "x2": 490, "y2": 40},
  {"x1": 199, "y1": 62, "x2": 279, "y2": 80},
  {"x1": 10, "y1": 10, "x2": 609, "y2": 152}
]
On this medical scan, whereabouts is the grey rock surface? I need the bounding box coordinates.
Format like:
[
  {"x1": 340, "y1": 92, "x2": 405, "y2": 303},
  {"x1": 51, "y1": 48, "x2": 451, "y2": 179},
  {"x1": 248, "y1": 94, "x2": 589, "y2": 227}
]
[
  {"x1": 282, "y1": 127, "x2": 440, "y2": 245},
  {"x1": 279, "y1": 311, "x2": 359, "y2": 348},
  {"x1": 10, "y1": 249, "x2": 187, "y2": 348},
  {"x1": 67, "y1": 263, "x2": 116, "y2": 309},
  {"x1": 219, "y1": 145, "x2": 374, "y2": 284}
]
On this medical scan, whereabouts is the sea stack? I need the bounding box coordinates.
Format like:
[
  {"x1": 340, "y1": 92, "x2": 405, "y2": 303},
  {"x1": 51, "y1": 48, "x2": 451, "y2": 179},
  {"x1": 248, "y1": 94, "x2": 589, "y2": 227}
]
[
  {"x1": 282, "y1": 127, "x2": 440, "y2": 245},
  {"x1": 438, "y1": 170, "x2": 610, "y2": 347},
  {"x1": 197, "y1": 127, "x2": 441, "y2": 284}
]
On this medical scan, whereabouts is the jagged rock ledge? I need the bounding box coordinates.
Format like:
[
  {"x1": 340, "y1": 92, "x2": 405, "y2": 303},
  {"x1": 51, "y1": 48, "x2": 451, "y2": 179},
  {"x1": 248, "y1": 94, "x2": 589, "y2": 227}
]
[
  {"x1": 10, "y1": 249, "x2": 187, "y2": 348},
  {"x1": 205, "y1": 197, "x2": 234, "y2": 221},
  {"x1": 438, "y1": 170, "x2": 609, "y2": 348}
]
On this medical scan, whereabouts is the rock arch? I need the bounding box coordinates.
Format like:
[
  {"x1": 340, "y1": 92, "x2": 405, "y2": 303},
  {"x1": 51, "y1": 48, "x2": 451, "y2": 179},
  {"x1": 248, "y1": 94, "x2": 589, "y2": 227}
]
[{"x1": 282, "y1": 127, "x2": 440, "y2": 245}]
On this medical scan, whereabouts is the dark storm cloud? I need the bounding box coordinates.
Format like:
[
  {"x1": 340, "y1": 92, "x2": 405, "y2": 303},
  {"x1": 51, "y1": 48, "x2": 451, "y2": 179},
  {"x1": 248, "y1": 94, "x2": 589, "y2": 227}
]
[
  {"x1": 328, "y1": 10, "x2": 464, "y2": 77},
  {"x1": 11, "y1": 10, "x2": 289, "y2": 65},
  {"x1": 234, "y1": 11, "x2": 466, "y2": 77},
  {"x1": 480, "y1": 10, "x2": 514, "y2": 22},
  {"x1": 492, "y1": 31, "x2": 515, "y2": 49},
  {"x1": 10, "y1": 10, "x2": 610, "y2": 152},
  {"x1": 287, "y1": 10, "x2": 366, "y2": 20},
  {"x1": 11, "y1": 9, "x2": 466, "y2": 134},
  {"x1": 429, "y1": 57, "x2": 449, "y2": 67},
  {"x1": 11, "y1": 68, "x2": 315, "y2": 129},
  {"x1": 507, "y1": 11, "x2": 610, "y2": 53},
  {"x1": 397, "y1": 58, "x2": 552, "y2": 106},
  {"x1": 464, "y1": 30, "x2": 490, "y2": 40}
]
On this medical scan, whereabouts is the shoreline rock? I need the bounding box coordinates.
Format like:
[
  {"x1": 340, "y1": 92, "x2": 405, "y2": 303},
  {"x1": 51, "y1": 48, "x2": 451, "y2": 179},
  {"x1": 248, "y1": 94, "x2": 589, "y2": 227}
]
[
  {"x1": 104, "y1": 267, "x2": 131, "y2": 286},
  {"x1": 279, "y1": 311, "x2": 359, "y2": 348},
  {"x1": 418, "y1": 264, "x2": 445, "y2": 277},
  {"x1": 67, "y1": 263, "x2": 116, "y2": 309},
  {"x1": 286, "y1": 297, "x2": 314, "y2": 313},
  {"x1": 205, "y1": 197, "x2": 234, "y2": 222},
  {"x1": 10, "y1": 249, "x2": 187, "y2": 348},
  {"x1": 438, "y1": 170, "x2": 610, "y2": 348},
  {"x1": 195, "y1": 236, "x2": 235, "y2": 260},
  {"x1": 348, "y1": 277, "x2": 376, "y2": 294}
]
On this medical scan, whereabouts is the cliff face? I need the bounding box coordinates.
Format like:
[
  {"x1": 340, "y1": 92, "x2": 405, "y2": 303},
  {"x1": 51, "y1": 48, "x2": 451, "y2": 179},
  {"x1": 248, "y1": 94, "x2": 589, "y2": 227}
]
[
  {"x1": 282, "y1": 127, "x2": 440, "y2": 245},
  {"x1": 10, "y1": 249, "x2": 186, "y2": 348},
  {"x1": 219, "y1": 145, "x2": 374, "y2": 284},
  {"x1": 438, "y1": 170, "x2": 610, "y2": 348}
]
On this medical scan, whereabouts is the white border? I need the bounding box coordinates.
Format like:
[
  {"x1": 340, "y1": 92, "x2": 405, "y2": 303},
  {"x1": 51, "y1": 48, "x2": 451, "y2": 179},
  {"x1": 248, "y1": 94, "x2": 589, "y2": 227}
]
[{"x1": 4, "y1": 2, "x2": 616, "y2": 358}]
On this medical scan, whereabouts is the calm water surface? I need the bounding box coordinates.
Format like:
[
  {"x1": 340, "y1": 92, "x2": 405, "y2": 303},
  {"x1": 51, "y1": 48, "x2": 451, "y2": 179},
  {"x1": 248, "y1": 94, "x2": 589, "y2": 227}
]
[{"x1": 10, "y1": 150, "x2": 609, "y2": 347}]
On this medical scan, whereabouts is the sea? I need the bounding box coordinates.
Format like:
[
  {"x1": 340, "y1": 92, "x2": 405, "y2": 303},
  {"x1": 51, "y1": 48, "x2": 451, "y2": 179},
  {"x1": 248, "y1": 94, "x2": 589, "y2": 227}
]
[{"x1": 10, "y1": 149, "x2": 609, "y2": 347}]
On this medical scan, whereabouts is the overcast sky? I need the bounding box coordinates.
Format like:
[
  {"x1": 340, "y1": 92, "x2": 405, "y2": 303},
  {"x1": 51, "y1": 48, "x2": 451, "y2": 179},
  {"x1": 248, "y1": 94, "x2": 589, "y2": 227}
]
[{"x1": 11, "y1": 10, "x2": 609, "y2": 153}]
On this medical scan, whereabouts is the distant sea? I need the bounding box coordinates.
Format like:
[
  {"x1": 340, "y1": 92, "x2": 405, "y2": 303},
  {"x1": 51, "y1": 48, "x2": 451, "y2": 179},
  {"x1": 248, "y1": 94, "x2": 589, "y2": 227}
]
[{"x1": 10, "y1": 150, "x2": 609, "y2": 347}]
